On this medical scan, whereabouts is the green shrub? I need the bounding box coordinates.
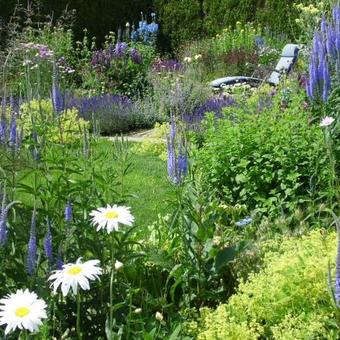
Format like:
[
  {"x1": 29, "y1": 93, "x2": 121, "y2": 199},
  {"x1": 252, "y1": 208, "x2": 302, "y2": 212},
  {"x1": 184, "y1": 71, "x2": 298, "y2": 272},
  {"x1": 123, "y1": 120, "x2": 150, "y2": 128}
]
[
  {"x1": 20, "y1": 99, "x2": 89, "y2": 143},
  {"x1": 197, "y1": 230, "x2": 339, "y2": 339},
  {"x1": 132, "y1": 122, "x2": 168, "y2": 160},
  {"x1": 154, "y1": 0, "x2": 204, "y2": 51},
  {"x1": 195, "y1": 83, "x2": 330, "y2": 216}
]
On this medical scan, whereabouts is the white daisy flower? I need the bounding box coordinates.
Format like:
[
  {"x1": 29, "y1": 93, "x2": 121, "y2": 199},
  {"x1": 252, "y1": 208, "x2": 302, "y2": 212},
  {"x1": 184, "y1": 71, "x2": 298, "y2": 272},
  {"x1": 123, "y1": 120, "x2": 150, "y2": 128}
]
[
  {"x1": 89, "y1": 204, "x2": 134, "y2": 233},
  {"x1": 114, "y1": 260, "x2": 124, "y2": 271},
  {"x1": 0, "y1": 289, "x2": 47, "y2": 335},
  {"x1": 320, "y1": 116, "x2": 335, "y2": 127},
  {"x1": 49, "y1": 258, "x2": 102, "y2": 297}
]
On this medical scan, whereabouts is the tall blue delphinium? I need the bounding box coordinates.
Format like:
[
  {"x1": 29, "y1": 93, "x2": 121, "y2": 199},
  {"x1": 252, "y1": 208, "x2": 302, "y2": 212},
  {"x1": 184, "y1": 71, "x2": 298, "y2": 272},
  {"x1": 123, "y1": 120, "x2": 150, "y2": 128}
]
[
  {"x1": 44, "y1": 220, "x2": 53, "y2": 265},
  {"x1": 130, "y1": 12, "x2": 159, "y2": 45},
  {"x1": 27, "y1": 209, "x2": 37, "y2": 275}
]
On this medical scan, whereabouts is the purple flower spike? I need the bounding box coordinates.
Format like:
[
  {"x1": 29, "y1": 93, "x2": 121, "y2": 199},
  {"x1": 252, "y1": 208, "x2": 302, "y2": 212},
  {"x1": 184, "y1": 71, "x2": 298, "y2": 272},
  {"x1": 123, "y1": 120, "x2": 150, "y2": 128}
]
[
  {"x1": 44, "y1": 221, "x2": 53, "y2": 264},
  {"x1": 0, "y1": 119, "x2": 6, "y2": 144},
  {"x1": 130, "y1": 48, "x2": 142, "y2": 64},
  {"x1": 56, "y1": 246, "x2": 64, "y2": 270},
  {"x1": 9, "y1": 118, "x2": 16, "y2": 147},
  {"x1": 65, "y1": 200, "x2": 72, "y2": 223},
  {"x1": 27, "y1": 210, "x2": 37, "y2": 275},
  {"x1": 114, "y1": 42, "x2": 128, "y2": 58},
  {"x1": 52, "y1": 83, "x2": 64, "y2": 113},
  {"x1": 177, "y1": 145, "x2": 188, "y2": 179}
]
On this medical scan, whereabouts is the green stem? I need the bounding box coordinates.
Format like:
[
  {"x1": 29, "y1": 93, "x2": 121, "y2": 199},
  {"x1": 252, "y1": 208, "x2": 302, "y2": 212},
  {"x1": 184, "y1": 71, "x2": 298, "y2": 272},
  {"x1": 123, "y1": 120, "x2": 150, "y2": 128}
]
[
  {"x1": 76, "y1": 291, "x2": 82, "y2": 340},
  {"x1": 109, "y1": 232, "x2": 115, "y2": 340}
]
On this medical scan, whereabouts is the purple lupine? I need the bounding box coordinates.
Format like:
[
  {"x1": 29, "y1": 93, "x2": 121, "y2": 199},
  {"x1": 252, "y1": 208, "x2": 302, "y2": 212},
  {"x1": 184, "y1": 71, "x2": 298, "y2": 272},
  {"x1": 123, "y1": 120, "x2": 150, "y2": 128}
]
[
  {"x1": 44, "y1": 221, "x2": 53, "y2": 264},
  {"x1": 65, "y1": 200, "x2": 72, "y2": 223},
  {"x1": 114, "y1": 42, "x2": 128, "y2": 58},
  {"x1": 130, "y1": 48, "x2": 142, "y2": 64},
  {"x1": 27, "y1": 210, "x2": 37, "y2": 275}
]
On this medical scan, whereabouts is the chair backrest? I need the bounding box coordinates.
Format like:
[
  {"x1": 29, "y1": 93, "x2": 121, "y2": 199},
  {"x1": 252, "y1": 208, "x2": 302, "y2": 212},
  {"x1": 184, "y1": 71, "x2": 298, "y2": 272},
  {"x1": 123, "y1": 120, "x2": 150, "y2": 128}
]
[{"x1": 266, "y1": 44, "x2": 300, "y2": 86}]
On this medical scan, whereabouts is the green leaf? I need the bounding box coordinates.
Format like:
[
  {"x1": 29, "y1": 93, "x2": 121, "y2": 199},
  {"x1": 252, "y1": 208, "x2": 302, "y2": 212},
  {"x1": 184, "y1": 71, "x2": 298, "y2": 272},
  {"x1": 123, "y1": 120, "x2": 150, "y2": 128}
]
[
  {"x1": 169, "y1": 325, "x2": 182, "y2": 340},
  {"x1": 215, "y1": 246, "x2": 236, "y2": 272}
]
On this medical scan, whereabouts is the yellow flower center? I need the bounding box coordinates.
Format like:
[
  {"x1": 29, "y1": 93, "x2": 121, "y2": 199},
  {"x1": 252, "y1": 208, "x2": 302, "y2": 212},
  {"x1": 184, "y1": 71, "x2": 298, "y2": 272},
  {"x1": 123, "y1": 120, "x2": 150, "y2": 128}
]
[
  {"x1": 67, "y1": 265, "x2": 83, "y2": 275},
  {"x1": 105, "y1": 210, "x2": 119, "y2": 219},
  {"x1": 15, "y1": 307, "x2": 30, "y2": 318}
]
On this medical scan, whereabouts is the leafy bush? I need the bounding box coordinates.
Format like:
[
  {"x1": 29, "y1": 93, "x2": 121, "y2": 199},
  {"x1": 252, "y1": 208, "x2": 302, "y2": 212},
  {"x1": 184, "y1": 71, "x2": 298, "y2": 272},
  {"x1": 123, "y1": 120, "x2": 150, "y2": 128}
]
[
  {"x1": 2, "y1": 14, "x2": 76, "y2": 96},
  {"x1": 132, "y1": 122, "x2": 168, "y2": 160},
  {"x1": 88, "y1": 41, "x2": 157, "y2": 97},
  {"x1": 197, "y1": 230, "x2": 338, "y2": 339},
  {"x1": 195, "y1": 84, "x2": 330, "y2": 216},
  {"x1": 20, "y1": 99, "x2": 88, "y2": 143},
  {"x1": 182, "y1": 22, "x2": 262, "y2": 81}
]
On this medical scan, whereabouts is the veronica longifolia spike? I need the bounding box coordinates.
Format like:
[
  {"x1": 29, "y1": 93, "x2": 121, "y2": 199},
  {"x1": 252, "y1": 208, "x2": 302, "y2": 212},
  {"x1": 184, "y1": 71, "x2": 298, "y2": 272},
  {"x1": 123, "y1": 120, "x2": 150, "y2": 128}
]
[
  {"x1": 44, "y1": 221, "x2": 53, "y2": 264},
  {"x1": 65, "y1": 200, "x2": 72, "y2": 223},
  {"x1": 27, "y1": 210, "x2": 37, "y2": 275}
]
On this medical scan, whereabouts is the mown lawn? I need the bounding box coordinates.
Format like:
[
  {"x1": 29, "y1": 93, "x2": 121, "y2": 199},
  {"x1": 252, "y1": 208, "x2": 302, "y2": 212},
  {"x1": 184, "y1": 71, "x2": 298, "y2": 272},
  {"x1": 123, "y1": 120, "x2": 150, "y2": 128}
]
[
  {"x1": 5, "y1": 138, "x2": 174, "y2": 229},
  {"x1": 120, "y1": 143, "x2": 174, "y2": 228}
]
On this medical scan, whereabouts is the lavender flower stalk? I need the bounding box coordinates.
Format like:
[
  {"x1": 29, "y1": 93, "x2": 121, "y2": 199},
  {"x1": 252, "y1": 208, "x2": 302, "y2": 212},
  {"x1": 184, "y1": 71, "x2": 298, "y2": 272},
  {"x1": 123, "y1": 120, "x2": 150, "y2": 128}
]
[
  {"x1": 167, "y1": 116, "x2": 188, "y2": 184},
  {"x1": 9, "y1": 117, "x2": 16, "y2": 148},
  {"x1": 44, "y1": 220, "x2": 53, "y2": 264},
  {"x1": 56, "y1": 245, "x2": 63, "y2": 270},
  {"x1": 0, "y1": 188, "x2": 20, "y2": 246},
  {"x1": 65, "y1": 200, "x2": 72, "y2": 223},
  {"x1": 27, "y1": 210, "x2": 37, "y2": 275}
]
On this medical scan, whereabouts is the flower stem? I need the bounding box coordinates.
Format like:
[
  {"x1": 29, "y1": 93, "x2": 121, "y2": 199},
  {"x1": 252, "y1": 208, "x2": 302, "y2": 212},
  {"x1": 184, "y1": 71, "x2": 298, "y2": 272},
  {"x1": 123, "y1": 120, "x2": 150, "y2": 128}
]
[
  {"x1": 76, "y1": 291, "x2": 82, "y2": 340},
  {"x1": 109, "y1": 232, "x2": 115, "y2": 340}
]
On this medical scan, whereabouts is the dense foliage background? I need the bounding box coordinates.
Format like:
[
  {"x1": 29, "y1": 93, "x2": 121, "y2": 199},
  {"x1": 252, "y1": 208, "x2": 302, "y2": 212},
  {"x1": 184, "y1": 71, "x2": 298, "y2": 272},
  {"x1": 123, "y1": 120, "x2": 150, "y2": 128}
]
[{"x1": 0, "y1": 0, "x2": 326, "y2": 51}]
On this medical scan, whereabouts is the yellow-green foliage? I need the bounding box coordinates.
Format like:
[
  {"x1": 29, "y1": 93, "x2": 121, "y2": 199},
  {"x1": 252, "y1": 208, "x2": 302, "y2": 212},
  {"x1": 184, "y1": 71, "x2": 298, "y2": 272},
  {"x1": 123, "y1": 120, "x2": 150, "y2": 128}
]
[
  {"x1": 20, "y1": 99, "x2": 89, "y2": 143},
  {"x1": 198, "y1": 230, "x2": 338, "y2": 339},
  {"x1": 132, "y1": 122, "x2": 168, "y2": 160}
]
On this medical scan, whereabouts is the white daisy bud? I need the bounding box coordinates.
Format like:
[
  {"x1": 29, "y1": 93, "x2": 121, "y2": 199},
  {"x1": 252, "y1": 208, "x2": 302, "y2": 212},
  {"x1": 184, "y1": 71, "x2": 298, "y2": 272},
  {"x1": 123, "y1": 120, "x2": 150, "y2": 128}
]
[
  {"x1": 114, "y1": 260, "x2": 124, "y2": 271},
  {"x1": 155, "y1": 311, "x2": 163, "y2": 321}
]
